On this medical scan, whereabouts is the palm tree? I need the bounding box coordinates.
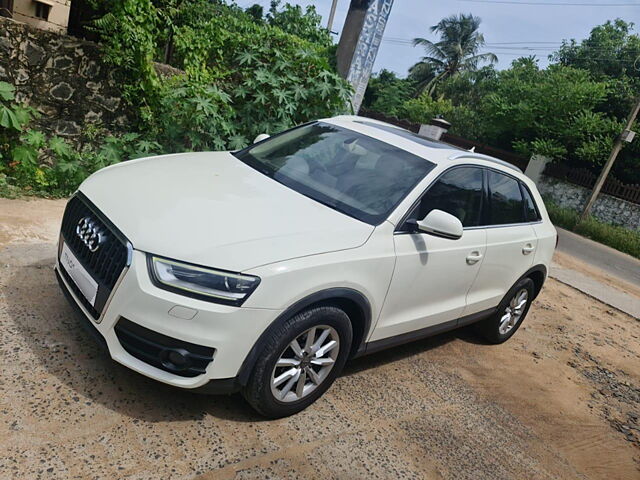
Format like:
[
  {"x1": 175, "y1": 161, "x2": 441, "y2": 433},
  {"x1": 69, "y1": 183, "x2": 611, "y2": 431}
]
[{"x1": 411, "y1": 13, "x2": 497, "y2": 96}]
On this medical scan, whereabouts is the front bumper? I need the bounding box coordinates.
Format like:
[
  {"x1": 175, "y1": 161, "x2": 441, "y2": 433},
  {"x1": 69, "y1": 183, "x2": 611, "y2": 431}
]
[{"x1": 55, "y1": 248, "x2": 281, "y2": 391}]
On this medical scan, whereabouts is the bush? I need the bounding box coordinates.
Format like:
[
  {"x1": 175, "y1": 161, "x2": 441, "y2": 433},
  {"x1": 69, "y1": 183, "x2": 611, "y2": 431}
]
[
  {"x1": 398, "y1": 94, "x2": 485, "y2": 140},
  {"x1": 544, "y1": 199, "x2": 640, "y2": 259},
  {"x1": 1, "y1": 1, "x2": 351, "y2": 197},
  {"x1": 96, "y1": 0, "x2": 351, "y2": 152},
  {"x1": 0, "y1": 81, "x2": 164, "y2": 196}
]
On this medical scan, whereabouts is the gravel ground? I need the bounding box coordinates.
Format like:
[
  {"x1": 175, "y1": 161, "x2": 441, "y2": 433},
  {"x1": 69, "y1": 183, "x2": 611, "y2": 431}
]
[{"x1": 1, "y1": 198, "x2": 639, "y2": 479}]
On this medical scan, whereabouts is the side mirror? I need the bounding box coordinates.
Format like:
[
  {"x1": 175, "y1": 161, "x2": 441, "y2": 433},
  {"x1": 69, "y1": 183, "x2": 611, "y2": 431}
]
[
  {"x1": 417, "y1": 209, "x2": 463, "y2": 240},
  {"x1": 253, "y1": 133, "x2": 270, "y2": 144}
]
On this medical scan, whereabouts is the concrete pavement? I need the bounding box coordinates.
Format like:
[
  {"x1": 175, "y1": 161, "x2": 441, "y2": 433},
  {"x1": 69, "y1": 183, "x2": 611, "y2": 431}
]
[
  {"x1": 555, "y1": 228, "x2": 640, "y2": 288},
  {"x1": 550, "y1": 228, "x2": 640, "y2": 319}
]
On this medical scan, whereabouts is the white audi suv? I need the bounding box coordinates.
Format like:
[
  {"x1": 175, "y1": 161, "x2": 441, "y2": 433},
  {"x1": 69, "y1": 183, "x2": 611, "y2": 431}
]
[{"x1": 55, "y1": 116, "x2": 557, "y2": 417}]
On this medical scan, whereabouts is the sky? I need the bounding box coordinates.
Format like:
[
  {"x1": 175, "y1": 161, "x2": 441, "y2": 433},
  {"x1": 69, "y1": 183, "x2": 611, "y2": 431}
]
[{"x1": 235, "y1": 0, "x2": 640, "y2": 76}]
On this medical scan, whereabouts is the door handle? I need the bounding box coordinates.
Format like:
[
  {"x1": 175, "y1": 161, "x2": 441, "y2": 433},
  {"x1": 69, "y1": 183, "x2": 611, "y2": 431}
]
[
  {"x1": 522, "y1": 243, "x2": 535, "y2": 255},
  {"x1": 466, "y1": 251, "x2": 483, "y2": 265}
]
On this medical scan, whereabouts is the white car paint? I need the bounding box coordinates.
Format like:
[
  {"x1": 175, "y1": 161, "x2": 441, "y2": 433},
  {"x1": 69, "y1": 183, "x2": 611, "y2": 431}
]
[
  {"x1": 80, "y1": 151, "x2": 374, "y2": 272},
  {"x1": 55, "y1": 115, "x2": 557, "y2": 395}
]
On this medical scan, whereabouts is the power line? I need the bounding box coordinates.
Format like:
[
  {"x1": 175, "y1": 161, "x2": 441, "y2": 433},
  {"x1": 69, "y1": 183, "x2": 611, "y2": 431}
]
[{"x1": 460, "y1": 0, "x2": 639, "y2": 6}]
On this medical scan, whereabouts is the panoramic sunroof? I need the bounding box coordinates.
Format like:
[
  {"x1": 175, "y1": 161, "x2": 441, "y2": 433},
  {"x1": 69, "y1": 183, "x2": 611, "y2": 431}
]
[{"x1": 354, "y1": 120, "x2": 463, "y2": 151}]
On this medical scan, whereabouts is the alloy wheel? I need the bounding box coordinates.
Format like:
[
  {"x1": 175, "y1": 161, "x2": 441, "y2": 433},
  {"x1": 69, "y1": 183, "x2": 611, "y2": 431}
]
[
  {"x1": 498, "y1": 288, "x2": 529, "y2": 335},
  {"x1": 270, "y1": 325, "x2": 340, "y2": 403}
]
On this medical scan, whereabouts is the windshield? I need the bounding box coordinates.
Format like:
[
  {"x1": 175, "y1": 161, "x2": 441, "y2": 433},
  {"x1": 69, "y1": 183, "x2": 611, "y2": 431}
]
[{"x1": 234, "y1": 122, "x2": 436, "y2": 225}]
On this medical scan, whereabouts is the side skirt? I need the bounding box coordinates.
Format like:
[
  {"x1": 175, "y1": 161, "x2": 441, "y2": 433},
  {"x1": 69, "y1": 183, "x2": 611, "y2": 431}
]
[{"x1": 357, "y1": 307, "x2": 496, "y2": 357}]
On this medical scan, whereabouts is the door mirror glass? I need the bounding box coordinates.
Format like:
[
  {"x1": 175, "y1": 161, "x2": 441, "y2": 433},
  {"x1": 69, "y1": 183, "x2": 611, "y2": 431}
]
[
  {"x1": 253, "y1": 133, "x2": 270, "y2": 144},
  {"x1": 417, "y1": 209, "x2": 463, "y2": 240}
]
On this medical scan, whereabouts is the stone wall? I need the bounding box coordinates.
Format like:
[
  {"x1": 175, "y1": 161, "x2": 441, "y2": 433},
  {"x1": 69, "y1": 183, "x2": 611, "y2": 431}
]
[
  {"x1": 538, "y1": 175, "x2": 640, "y2": 231},
  {"x1": 0, "y1": 16, "x2": 131, "y2": 140}
]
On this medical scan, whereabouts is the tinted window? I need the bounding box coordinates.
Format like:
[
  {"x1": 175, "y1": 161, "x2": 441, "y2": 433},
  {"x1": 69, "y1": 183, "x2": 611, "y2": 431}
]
[
  {"x1": 234, "y1": 123, "x2": 436, "y2": 225},
  {"x1": 411, "y1": 167, "x2": 484, "y2": 227},
  {"x1": 488, "y1": 171, "x2": 525, "y2": 225},
  {"x1": 521, "y1": 184, "x2": 540, "y2": 222}
]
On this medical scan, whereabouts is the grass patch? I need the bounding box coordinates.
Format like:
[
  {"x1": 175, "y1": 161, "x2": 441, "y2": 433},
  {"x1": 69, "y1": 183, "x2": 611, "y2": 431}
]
[{"x1": 544, "y1": 199, "x2": 640, "y2": 259}]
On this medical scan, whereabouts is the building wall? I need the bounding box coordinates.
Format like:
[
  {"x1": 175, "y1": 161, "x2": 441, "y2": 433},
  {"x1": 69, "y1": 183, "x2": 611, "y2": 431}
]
[
  {"x1": 11, "y1": 0, "x2": 70, "y2": 33},
  {"x1": 537, "y1": 175, "x2": 640, "y2": 232},
  {"x1": 0, "y1": 16, "x2": 131, "y2": 140}
]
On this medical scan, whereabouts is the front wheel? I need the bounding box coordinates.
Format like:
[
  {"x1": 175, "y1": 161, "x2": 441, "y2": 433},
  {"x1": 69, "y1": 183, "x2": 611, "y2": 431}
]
[
  {"x1": 242, "y1": 306, "x2": 353, "y2": 418},
  {"x1": 476, "y1": 277, "x2": 535, "y2": 344}
]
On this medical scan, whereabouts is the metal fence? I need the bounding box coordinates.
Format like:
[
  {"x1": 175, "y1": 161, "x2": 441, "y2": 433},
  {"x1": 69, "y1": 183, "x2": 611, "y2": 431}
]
[{"x1": 543, "y1": 163, "x2": 640, "y2": 205}]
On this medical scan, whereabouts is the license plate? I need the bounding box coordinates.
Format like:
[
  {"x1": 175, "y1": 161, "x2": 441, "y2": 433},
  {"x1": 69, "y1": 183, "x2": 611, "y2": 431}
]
[{"x1": 60, "y1": 242, "x2": 98, "y2": 306}]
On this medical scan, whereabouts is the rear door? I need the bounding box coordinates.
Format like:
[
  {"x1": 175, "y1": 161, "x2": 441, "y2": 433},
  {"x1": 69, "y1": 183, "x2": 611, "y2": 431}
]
[
  {"x1": 464, "y1": 169, "x2": 538, "y2": 315},
  {"x1": 371, "y1": 166, "x2": 487, "y2": 342}
]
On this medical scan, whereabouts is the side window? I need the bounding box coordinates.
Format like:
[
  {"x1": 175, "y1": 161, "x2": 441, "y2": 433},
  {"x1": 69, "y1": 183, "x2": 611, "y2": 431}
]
[
  {"x1": 412, "y1": 167, "x2": 484, "y2": 227},
  {"x1": 521, "y1": 184, "x2": 540, "y2": 222},
  {"x1": 488, "y1": 171, "x2": 526, "y2": 225}
]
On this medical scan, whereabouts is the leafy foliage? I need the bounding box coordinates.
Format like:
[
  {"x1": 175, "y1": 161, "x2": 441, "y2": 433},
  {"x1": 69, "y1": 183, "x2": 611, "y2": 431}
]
[
  {"x1": 553, "y1": 18, "x2": 640, "y2": 182},
  {"x1": 545, "y1": 199, "x2": 640, "y2": 259},
  {"x1": 93, "y1": 0, "x2": 160, "y2": 104},
  {"x1": 2, "y1": 0, "x2": 350, "y2": 196},
  {"x1": 363, "y1": 70, "x2": 416, "y2": 116},
  {"x1": 264, "y1": 1, "x2": 332, "y2": 48},
  {"x1": 366, "y1": 19, "x2": 639, "y2": 183},
  {"x1": 94, "y1": 0, "x2": 350, "y2": 152},
  {"x1": 411, "y1": 14, "x2": 497, "y2": 95},
  {"x1": 480, "y1": 59, "x2": 616, "y2": 163},
  {"x1": 0, "y1": 81, "x2": 163, "y2": 196},
  {"x1": 398, "y1": 94, "x2": 485, "y2": 140}
]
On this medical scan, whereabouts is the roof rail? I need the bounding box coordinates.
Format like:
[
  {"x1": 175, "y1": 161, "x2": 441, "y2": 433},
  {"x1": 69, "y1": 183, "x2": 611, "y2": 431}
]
[{"x1": 448, "y1": 152, "x2": 523, "y2": 173}]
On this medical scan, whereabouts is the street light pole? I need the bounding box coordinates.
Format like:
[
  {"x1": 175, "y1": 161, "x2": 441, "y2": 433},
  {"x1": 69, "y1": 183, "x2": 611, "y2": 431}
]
[
  {"x1": 327, "y1": 0, "x2": 338, "y2": 32},
  {"x1": 579, "y1": 96, "x2": 640, "y2": 223}
]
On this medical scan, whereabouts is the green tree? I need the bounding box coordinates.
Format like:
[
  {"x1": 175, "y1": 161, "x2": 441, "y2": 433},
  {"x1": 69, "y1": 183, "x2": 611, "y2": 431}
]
[
  {"x1": 554, "y1": 19, "x2": 640, "y2": 119},
  {"x1": 245, "y1": 3, "x2": 264, "y2": 22},
  {"x1": 93, "y1": 0, "x2": 350, "y2": 152},
  {"x1": 411, "y1": 13, "x2": 497, "y2": 95},
  {"x1": 481, "y1": 59, "x2": 617, "y2": 164},
  {"x1": 265, "y1": 1, "x2": 332, "y2": 48},
  {"x1": 362, "y1": 69, "x2": 415, "y2": 115},
  {"x1": 552, "y1": 19, "x2": 640, "y2": 181}
]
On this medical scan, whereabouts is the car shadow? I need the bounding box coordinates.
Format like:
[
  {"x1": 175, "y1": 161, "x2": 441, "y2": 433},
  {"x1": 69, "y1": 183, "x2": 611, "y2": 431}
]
[
  {"x1": 5, "y1": 246, "x2": 487, "y2": 424},
  {"x1": 5, "y1": 247, "x2": 263, "y2": 423},
  {"x1": 342, "y1": 325, "x2": 488, "y2": 377}
]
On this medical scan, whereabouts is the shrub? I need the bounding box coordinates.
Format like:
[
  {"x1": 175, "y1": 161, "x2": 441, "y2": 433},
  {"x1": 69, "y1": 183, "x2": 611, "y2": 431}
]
[
  {"x1": 0, "y1": 81, "x2": 164, "y2": 196},
  {"x1": 544, "y1": 199, "x2": 640, "y2": 259},
  {"x1": 96, "y1": 0, "x2": 351, "y2": 152}
]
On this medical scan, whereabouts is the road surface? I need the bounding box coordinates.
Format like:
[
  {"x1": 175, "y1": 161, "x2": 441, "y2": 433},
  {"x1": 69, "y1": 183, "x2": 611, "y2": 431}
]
[
  {"x1": 1, "y1": 198, "x2": 638, "y2": 479},
  {"x1": 556, "y1": 227, "x2": 640, "y2": 288}
]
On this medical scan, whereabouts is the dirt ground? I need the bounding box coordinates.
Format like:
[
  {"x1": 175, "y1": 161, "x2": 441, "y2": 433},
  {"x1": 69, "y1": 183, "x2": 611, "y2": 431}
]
[{"x1": 1, "y1": 197, "x2": 639, "y2": 480}]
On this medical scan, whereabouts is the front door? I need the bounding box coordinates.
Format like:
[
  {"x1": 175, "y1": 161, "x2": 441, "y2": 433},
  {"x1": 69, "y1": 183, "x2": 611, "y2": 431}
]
[{"x1": 371, "y1": 166, "x2": 487, "y2": 342}]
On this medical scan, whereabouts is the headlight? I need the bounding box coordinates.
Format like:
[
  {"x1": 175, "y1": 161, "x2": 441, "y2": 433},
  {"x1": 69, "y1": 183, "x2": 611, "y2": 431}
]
[{"x1": 147, "y1": 255, "x2": 260, "y2": 306}]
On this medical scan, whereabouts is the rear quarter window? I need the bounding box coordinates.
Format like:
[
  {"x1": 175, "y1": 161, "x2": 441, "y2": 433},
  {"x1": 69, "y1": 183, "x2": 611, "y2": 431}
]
[{"x1": 521, "y1": 184, "x2": 541, "y2": 222}]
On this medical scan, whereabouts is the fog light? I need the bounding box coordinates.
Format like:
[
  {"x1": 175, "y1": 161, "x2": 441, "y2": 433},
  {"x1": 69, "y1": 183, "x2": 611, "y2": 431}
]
[{"x1": 160, "y1": 348, "x2": 190, "y2": 371}]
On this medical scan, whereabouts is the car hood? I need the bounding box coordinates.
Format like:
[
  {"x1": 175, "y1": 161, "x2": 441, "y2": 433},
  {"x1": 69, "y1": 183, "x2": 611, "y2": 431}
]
[{"x1": 79, "y1": 152, "x2": 374, "y2": 271}]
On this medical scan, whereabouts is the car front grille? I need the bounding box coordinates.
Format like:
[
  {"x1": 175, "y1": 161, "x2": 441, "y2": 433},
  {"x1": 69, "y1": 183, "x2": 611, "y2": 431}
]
[
  {"x1": 114, "y1": 317, "x2": 215, "y2": 377},
  {"x1": 59, "y1": 193, "x2": 130, "y2": 319}
]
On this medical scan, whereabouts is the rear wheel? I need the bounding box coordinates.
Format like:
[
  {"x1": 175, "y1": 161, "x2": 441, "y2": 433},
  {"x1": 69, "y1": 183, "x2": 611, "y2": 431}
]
[
  {"x1": 476, "y1": 277, "x2": 535, "y2": 344},
  {"x1": 242, "y1": 306, "x2": 352, "y2": 418}
]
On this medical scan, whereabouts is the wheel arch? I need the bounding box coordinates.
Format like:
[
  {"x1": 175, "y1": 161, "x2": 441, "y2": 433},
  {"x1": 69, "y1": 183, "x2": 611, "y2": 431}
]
[
  {"x1": 521, "y1": 264, "x2": 547, "y2": 299},
  {"x1": 236, "y1": 288, "x2": 372, "y2": 386}
]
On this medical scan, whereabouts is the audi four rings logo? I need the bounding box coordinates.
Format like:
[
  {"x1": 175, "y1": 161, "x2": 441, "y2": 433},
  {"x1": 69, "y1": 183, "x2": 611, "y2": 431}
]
[{"x1": 75, "y1": 217, "x2": 105, "y2": 252}]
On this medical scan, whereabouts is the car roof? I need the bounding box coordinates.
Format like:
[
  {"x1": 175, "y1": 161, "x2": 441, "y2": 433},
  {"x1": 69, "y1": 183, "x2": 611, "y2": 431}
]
[{"x1": 322, "y1": 115, "x2": 523, "y2": 175}]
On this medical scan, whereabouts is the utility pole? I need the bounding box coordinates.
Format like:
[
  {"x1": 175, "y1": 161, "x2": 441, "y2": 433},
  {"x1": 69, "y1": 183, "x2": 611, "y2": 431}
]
[
  {"x1": 579, "y1": 96, "x2": 640, "y2": 222},
  {"x1": 336, "y1": 0, "x2": 394, "y2": 112},
  {"x1": 327, "y1": 0, "x2": 339, "y2": 32}
]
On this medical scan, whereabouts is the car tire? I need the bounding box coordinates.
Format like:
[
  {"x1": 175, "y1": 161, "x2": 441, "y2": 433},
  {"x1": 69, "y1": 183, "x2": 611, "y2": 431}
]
[
  {"x1": 242, "y1": 305, "x2": 353, "y2": 418},
  {"x1": 476, "y1": 277, "x2": 535, "y2": 344}
]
